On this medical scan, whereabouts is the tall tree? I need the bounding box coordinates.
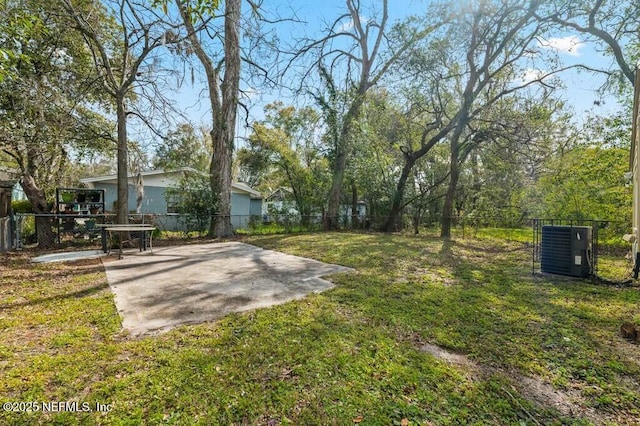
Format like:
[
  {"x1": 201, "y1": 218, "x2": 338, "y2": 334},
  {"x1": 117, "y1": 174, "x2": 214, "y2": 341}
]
[
  {"x1": 380, "y1": 68, "x2": 457, "y2": 232},
  {"x1": 436, "y1": 0, "x2": 550, "y2": 238},
  {"x1": 351, "y1": 89, "x2": 408, "y2": 228},
  {"x1": 300, "y1": 0, "x2": 428, "y2": 230},
  {"x1": 152, "y1": 123, "x2": 211, "y2": 172},
  {"x1": 0, "y1": 0, "x2": 112, "y2": 247},
  {"x1": 535, "y1": 0, "x2": 638, "y2": 90},
  {"x1": 244, "y1": 102, "x2": 329, "y2": 224},
  {"x1": 176, "y1": 0, "x2": 240, "y2": 237},
  {"x1": 375, "y1": 0, "x2": 558, "y2": 235},
  {"x1": 0, "y1": 1, "x2": 43, "y2": 82},
  {"x1": 457, "y1": 97, "x2": 571, "y2": 225},
  {"x1": 61, "y1": 0, "x2": 180, "y2": 224}
]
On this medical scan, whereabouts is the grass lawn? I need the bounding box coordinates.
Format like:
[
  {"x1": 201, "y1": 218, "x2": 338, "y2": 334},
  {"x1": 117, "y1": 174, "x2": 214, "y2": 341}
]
[{"x1": 1, "y1": 231, "x2": 639, "y2": 425}]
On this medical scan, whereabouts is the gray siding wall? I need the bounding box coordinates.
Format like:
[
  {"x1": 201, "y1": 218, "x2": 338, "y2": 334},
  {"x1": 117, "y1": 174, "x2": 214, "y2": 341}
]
[
  {"x1": 152, "y1": 214, "x2": 184, "y2": 231},
  {"x1": 95, "y1": 183, "x2": 260, "y2": 231},
  {"x1": 94, "y1": 183, "x2": 169, "y2": 214},
  {"x1": 250, "y1": 198, "x2": 263, "y2": 216},
  {"x1": 230, "y1": 193, "x2": 249, "y2": 216},
  {"x1": 230, "y1": 193, "x2": 250, "y2": 229}
]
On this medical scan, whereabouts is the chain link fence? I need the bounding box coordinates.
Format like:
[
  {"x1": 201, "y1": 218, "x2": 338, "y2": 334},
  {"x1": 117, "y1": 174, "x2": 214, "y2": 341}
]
[
  {"x1": 11, "y1": 213, "x2": 631, "y2": 246},
  {"x1": 10, "y1": 212, "x2": 633, "y2": 281},
  {"x1": 530, "y1": 218, "x2": 632, "y2": 282},
  {"x1": 11, "y1": 211, "x2": 383, "y2": 248}
]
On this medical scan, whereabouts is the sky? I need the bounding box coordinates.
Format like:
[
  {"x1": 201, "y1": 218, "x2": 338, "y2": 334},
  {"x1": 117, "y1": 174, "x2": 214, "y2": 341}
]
[
  {"x1": 532, "y1": 35, "x2": 623, "y2": 115},
  {"x1": 154, "y1": 0, "x2": 626, "y2": 154},
  {"x1": 170, "y1": 1, "x2": 434, "y2": 126}
]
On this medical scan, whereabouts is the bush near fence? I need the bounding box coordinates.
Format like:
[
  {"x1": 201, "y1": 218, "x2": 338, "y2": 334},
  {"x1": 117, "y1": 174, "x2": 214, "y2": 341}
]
[
  {"x1": 10, "y1": 212, "x2": 633, "y2": 282},
  {"x1": 11, "y1": 213, "x2": 632, "y2": 253}
]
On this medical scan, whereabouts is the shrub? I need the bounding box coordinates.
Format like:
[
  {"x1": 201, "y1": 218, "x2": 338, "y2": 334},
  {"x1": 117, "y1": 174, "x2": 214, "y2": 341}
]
[
  {"x1": 165, "y1": 173, "x2": 218, "y2": 236},
  {"x1": 11, "y1": 199, "x2": 33, "y2": 213}
]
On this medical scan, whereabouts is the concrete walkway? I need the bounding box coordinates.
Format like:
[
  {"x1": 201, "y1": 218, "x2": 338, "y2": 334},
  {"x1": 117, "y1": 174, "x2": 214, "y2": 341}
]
[
  {"x1": 102, "y1": 241, "x2": 352, "y2": 336},
  {"x1": 32, "y1": 250, "x2": 106, "y2": 263}
]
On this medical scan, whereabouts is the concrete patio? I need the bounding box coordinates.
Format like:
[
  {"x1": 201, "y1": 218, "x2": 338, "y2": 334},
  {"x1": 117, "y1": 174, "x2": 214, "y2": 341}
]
[{"x1": 102, "y1": 241, "x2": 352, "y2": 336}]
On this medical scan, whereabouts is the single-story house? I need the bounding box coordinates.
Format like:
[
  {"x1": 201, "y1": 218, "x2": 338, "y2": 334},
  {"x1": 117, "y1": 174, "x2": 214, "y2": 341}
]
[
  {"x1": 263, "y1": 187, "x2": 298, "y2": 216},
  {"x1": 0, "y1": 167, "x2": 25, "y2": 202},
  {"x1": 80, "y1": 168, "x2": 263, "y2": 231},
  {"x1": 263, "y1": 187, "x2": 367, "y2": 225},
  {"x1": 0, "y1": 169, "x2": 17, "y2": 252},
  {"x1": 340, "y1": 200, "x2": 367, "y2": 223},
  {"x1": 12, "y1": 183, "x2": 25, "y2": 201}
]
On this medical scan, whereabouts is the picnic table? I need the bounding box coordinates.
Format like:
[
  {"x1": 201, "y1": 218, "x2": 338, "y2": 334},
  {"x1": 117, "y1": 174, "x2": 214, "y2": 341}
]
[{"x1": 98, "y1": 224, "x2": 156, "y2": 260}]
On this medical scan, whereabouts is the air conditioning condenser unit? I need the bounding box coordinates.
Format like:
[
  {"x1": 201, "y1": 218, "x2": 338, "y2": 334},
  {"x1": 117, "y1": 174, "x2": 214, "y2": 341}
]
[{"x1": 541, "y1": 225, "x2": 592, "y2": 277}]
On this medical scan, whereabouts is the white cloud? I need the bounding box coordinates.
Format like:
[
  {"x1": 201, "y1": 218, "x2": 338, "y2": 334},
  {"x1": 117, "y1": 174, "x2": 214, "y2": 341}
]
[
  {"x1": 519, "y1": 68, "x2": 544, "y2": 84},
  {"x1": 337, "y1": 16, "x2": 369, "y2": 33},
  {"x1": 538, "y1": 36, "x2": 584, "y2": 56},
  {"x1": 338, "y1": 19, "x2": 354, "y2": 33},
  {"x1": 241, "y1": 86, "x2": 259, "y2": 101}
]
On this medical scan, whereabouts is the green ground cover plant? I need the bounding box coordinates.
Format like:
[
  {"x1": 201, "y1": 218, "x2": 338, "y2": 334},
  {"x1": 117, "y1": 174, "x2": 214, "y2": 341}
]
[{"x1": 1, "y1": 231, "x2": 639, "y2": 425}]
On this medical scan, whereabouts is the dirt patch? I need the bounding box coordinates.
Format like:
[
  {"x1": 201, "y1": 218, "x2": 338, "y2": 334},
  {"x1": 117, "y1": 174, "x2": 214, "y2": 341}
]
[
  {"x1": 515, "y1": 375, "x2": 595, "y2": 420},
  {"x1": 396, "y1": 269, "x2": 457, "y2": 286},
  {"x1": 420, "y1": 343, "x2": 477, "y2": 369},
  {"x1": 421, "y1": 270, "x2": 457, "y2": 286},
  {"x1": 419, "y1": 342, "x2": 615, "y2": 425}
]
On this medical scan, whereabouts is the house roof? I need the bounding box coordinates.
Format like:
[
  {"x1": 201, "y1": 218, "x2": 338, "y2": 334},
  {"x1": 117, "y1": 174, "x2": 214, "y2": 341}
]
[
  {"x1": 80, "y1": 168, "x2": 194, "y2": 183},
  {"x1": 231, "y1": 181, "x2": 262, "y2": 198},
  {"x1": 265, "y1": 187, "x2": 293, "y2": 201},
  {"x1": 80, "y1": 167, "x2": 262, "y2": 199}
]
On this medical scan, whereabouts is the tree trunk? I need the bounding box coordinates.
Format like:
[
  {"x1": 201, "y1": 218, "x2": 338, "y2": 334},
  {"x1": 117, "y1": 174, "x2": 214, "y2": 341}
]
[
  {"x1": 20, "y1": 174, "x2": 55, "y2": 248},
  {"x1": 300, "y1": 207, "x2": 310, "y2": 227},
  {"x1": 322, "y1": 0, "x2": 392, "y2": 230},
  {"x1": 176, "y1": 0, "x2": 239, "y2": 238},
  {"x1": 441, "y1": 139, "x2": 460, "y2": 239},
  {"x1": 351, "y1": 180, "x2": 358, "y2": 229},
  {"x1": 211, "y1": 0, "x2": 241, "y2": 238},
  {"x1": 469, "y1": 148, "x2": 480, "y2": 213},
  {"x1": 384, "y1": 156, "x2": 416, "y2": 232},
  {"x1": 325, "y1": 148, "x2": 347, "y2": 230},
  {"x1": 210, "y1": 135, "x2": 233, "y2": 236},
  {"x1": 135, "y1": 167, "x2": 144, "y2": 214},
  {"x1": 292, "y1": 187, "x2": 309, "y2": 227},
  {"x1": 116, "y1": 94, "x2": 129, "y2": 224},
  {"x1": 324, "y1": 96, "x2": 367, "y2": 231},
  {"x1": 413, "y1": 204, "x2": 424, "y2": 235}
]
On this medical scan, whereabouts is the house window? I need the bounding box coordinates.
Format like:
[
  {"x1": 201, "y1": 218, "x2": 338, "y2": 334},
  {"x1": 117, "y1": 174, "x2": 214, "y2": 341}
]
[{"x1": 166, "y1": 193, "x2": 180, "y2": 214}]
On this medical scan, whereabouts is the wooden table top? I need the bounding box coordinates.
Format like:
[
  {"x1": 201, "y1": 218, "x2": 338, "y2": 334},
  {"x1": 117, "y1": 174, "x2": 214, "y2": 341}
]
[{"x1": 105, "y1": 226, "x2": 156, "y2": 232}]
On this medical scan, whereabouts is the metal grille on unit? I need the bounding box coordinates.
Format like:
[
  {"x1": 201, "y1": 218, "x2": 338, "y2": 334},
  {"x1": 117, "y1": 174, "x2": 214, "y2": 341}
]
[{"x1": 541, "y1": 225, "x2": 592, "y2": 277}]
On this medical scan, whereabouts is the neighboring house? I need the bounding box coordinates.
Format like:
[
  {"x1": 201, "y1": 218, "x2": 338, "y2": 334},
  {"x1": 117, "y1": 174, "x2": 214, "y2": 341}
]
[
  {"x1": 12, "y1": 184, "x2": 26, "y2": 202},
  {"x1": 0, "y1": 167, "x2": 25, "y2": 202},
  {"x1": 340, "y1": 200, "x2": 367, "y2": 224},
  {"x1": 0, "y1": 170, "x2": 17, "y2": 252},
  {"x1": 263, "y1": 187, "x2": 299, "y2": 217},
  {"x1": 263, "y1": 187, "x2": 367, "y2": 225},
  {"x1": 80, "y1": 168, "x2": 263, "y2": 231}
]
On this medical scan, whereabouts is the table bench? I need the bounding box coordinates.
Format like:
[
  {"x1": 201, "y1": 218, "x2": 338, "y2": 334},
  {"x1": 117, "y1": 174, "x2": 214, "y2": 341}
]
[
  {"x1": 95, "y1": 223, "x2": 154, "y2": 253},
  {"x1": 102, "y1": 225, "x2": 156, "y2": 260}
]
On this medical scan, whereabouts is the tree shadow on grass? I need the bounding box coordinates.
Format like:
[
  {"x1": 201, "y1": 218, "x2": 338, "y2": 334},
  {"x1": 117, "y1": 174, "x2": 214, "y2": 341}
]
[
  {"x1": 315, "y1": 234, "x2": 640, "y2": 418},
  {"x1": 0, "y1": 281, "x2": 109, "y2": 309}
]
